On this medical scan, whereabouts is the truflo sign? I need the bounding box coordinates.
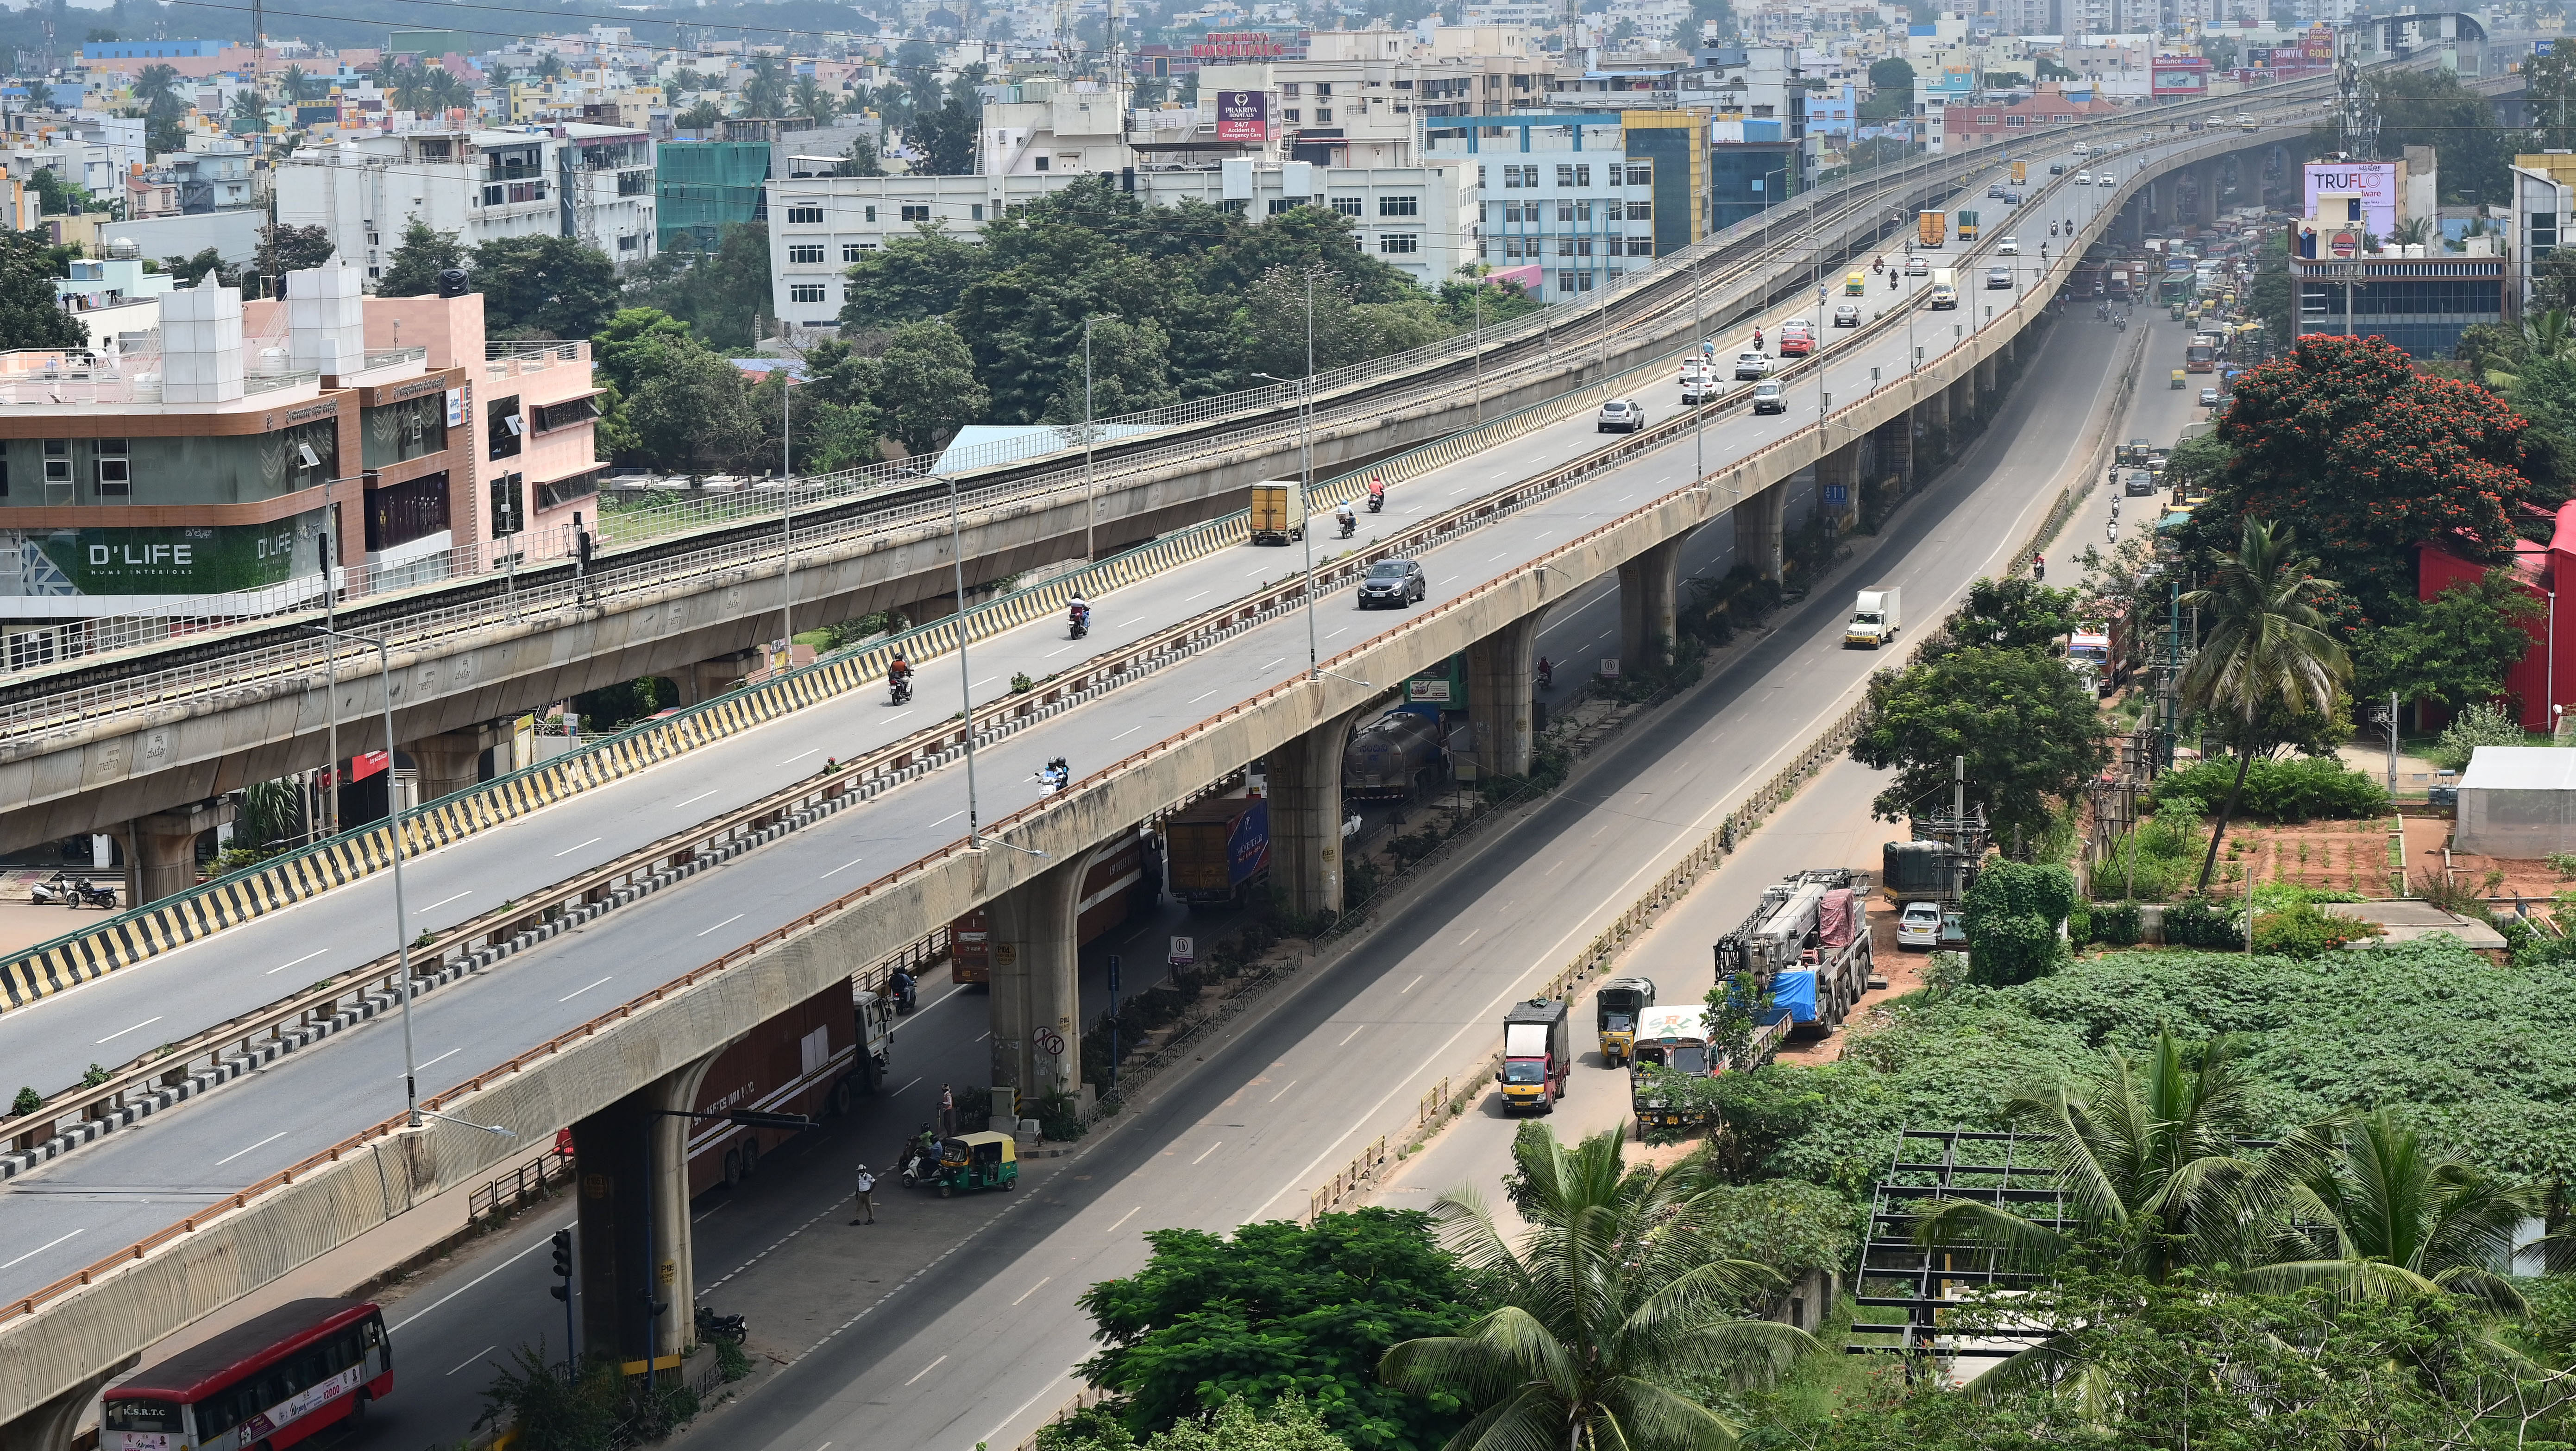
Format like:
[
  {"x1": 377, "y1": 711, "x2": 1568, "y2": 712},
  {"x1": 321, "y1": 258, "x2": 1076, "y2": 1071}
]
[
  {"x1": 2303, "y1": 162, "x2": 2400, "y2": 241},
  {"x1": 5, "y1": 511, "x2": 324, "y2": 597}
]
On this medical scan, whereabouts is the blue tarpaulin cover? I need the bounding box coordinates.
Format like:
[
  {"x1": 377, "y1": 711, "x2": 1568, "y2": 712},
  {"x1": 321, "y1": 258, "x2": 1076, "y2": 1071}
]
[{"x1": 1766, "y1": 969, "x2": 1819, "y2": 1024}]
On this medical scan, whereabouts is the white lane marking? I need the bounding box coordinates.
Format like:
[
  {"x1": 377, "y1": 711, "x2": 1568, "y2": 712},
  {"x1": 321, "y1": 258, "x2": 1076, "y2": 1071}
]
[
  {"x1": 1113, "y1": 726, "x2": 1144, "y2": 739},
  {"x1": 1459, "y1": 928, "x2": 1481, "y2": 945},
  {"x1": 1046, "y1": 645, "x2": 1074, "y2": 657},
  {"x1": 1268, "y1": 1079, "x2": 1299, "y2": 1101},
  {"x1": 558, "y1": 975, "x2": 614, "y2": 1003},
  {"x1": 0, "y1": 1230, "x2": 84, "y2": 1271},
  {"x1": 214, "y1": 1131, "x2": 289, "y2": 1166},
  {"x1": 894, "y1": 1077, "x2": 922, "y2": 1095},
  {"x1": 445, "y1": 1346, "x2": 498, "y2": 1377},
  {"x1": 1401, "y1": 975, "x2": 1424, "y2": 994},
  {"x1": 780, "y1": 749, "x2": 818, "y2": 766},
  {"x1": 930, "y1": 811, "x2": 963, "y2": 828},
  {"x1": 885, "y1": 710, "x2": 915, "y2": 722},
  {"x1": 973, "y1": 676, "x2": 997, "y2": 688},
  {"x1": 1338, "y1": 1025, "x2": 1366, "y2": 1047},
  {"x1": 1105, "y1": 1206, "x2": 1142, "y2": 1234},
  {"x1": 904, "y1": 1355, "x2": 948, "y2": 1386},
  {"x1": 697, "y1": 914, "x2": 744, "y2": 937},
  {"x1": 267, "y1": 947, "x2": 329, "y2": 975},
  {"x1": 1186, "y1": 590, "x2": 1209, "y2": 600},
  {"x1": 398, "y1": 1047, "x2": 462, "y2": 1081},
  {"x1": 96, "y1": 1015, "x2": 163, "y2": 1044},
  {"x1": 416, "y1": 891, "x2": 471, "y2": 915},
  {"x1": 1011, "y1": 1276, "x2": 1053, "y2": 1306},
  {"x1": 390, "y1": 1218, "x2": 569, "y2": 1330},
  {"x1": 1187, "y1": 690, "x2": 1217, "y2": 703},
  {"x1": 821, "y1": 856, "x2": 866, "y2": 878},
  {"x1": 1191, "y1": 1141, "x2": 1224, "y2": 1166},
  {"x1": 1258, "y1": 657, "x2": 1285, "y2": 672},
  {"x1": 673, "y1": 789, "x2": 719, "y2": 810},
  {"x1": 553, "y1": 836, "x2": 603, "y2": 858}
]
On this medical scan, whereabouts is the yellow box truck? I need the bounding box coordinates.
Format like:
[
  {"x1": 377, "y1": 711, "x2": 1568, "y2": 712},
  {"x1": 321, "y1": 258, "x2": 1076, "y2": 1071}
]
[
  {"x1": 1248, "y1": 479, "x2": 1306, "y2": 545},
  {"x1": 1918, "y1": 210, "x2": 1947, "y2": 248}
]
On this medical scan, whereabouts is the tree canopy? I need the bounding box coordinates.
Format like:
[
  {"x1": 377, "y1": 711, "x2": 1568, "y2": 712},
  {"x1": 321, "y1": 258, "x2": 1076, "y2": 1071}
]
[{"x1": 1849, "y1": 642, "x2": 2111, "y2": 855}]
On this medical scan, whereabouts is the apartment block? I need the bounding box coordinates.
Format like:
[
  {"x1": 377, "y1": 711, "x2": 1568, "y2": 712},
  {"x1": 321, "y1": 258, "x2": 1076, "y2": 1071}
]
[{"x1": 1424, "y1": 111, "x2": 1707, "y2": 300}]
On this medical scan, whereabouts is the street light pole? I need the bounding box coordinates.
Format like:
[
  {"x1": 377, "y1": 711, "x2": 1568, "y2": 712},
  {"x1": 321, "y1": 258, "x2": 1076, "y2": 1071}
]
[
  {"x1": 1083, "y1": 313, "x2": 1120, "y2": 561},
  {"x1": 944, "y1": 472, "x2": 986, "y2": 848},
  {"x1": 303, "y1": 621, "x2": 419, "y2": 1128}
]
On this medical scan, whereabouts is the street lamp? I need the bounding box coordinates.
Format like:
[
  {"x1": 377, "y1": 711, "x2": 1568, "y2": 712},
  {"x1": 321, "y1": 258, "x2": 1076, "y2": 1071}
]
[
  {"x1": 298, "y1": 451, "x2": 366, "y2": 842},
  {"x1": 1256, "y1": 263, "x2": 1331, "y2": 683},
  {"x1": 1082, "y1": 313, "x2": 1121, "y2": 561},
  {"x1": 300, "y1": 621, "x2": 422, "y2": 1129},
  {"x1": 941, "y1": 471, "x2": 990, "y2": 850}
]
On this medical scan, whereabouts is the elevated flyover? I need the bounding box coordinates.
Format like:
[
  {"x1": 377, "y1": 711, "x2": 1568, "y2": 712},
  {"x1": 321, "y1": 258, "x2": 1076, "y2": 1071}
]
[{"x1": 0, "y1": 111, "x2": 2320, "y2": 1443}]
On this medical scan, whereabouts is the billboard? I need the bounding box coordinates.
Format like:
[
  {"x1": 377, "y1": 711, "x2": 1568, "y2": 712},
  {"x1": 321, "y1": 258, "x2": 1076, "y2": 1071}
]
[
  {"x1": 1214, "y1": 89, "x2": 1268, "y2": 142},
  {"x1": 2303, "y1": 162, "x2": 2400, "y2": 241},
  {"x1": 2, "y1": 510, "x2": 325, "y2": 599}
]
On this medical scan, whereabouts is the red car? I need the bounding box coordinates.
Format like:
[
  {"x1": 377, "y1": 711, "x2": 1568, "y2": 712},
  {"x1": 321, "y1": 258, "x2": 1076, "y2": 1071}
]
[{"x1": 1777, "y1": 321, "x2": 1815, "y2": 357}]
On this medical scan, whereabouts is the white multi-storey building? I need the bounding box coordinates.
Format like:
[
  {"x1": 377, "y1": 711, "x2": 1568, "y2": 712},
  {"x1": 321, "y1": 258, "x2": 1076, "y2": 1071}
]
[{"x1": 276, "y1": 122, "x2": 656, "y2": 288}]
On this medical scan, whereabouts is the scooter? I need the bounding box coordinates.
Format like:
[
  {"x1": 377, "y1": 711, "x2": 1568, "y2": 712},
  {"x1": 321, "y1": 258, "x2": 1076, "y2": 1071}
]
[
  {"x1": 1037, "y1": 757, "x2": 1070, "y2": 794},
  {"x1": 888, "y1": 673, "x2": 914, "y2": 706},
  {"x1": 1069, "y1": 610, "x2": 1090, "y2": 640},
  {"x1": 897, "y1": 1125, "x2": 939, "y2": 1188},
  {"x1": 1366, "y1": 490, "x2": 1385, "y2": 513},
  {"x1": 889, "y1": 968, "x2": 918, "y2": 1014},
  {"x1": 1337, "y1": 512, "x2": 1357, "y2": 539},
  {"x1": 34, "y1": 873, "x2": 113, "y2": 909}
]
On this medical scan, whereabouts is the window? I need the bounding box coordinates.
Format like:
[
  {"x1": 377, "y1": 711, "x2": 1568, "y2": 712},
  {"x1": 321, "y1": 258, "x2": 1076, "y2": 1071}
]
[
  {"x1": 843, "y1": 243, "x2": 863, "y2": 262},
  {"x1": 364, "y1": 470, "x2": 450, "y2": 551},
  {"x1": 79, "y1": 441, "x2": 117, "y2": 499},
  {"x1": 1504, "y1": 237, "x2": 1524, "y2": 259},
  {"x1": 1557, "y1": 201, "x2": 1574, "y2": 222},
  {"x1": 1332, "y1": 196, "x2": 1362, "y2": 216},
  {"x1": 1576, "y1": 238, "x2": 1593, "y2": 257},
  {"x1": 970, "y1": 203, "x2": 984, "y2": 220},
  {"x1": 1269, "y1": 198, "x2": 1298, "y2": 215},
  {"x1": 864, "y1": 205, "x2": 876, "y2": 222},
  {"x1": 489, "y1": 471, "x2": 523, "y2": 536},
  {"x1": 1558, "y1": 269, "x2": 1578, "y2": 292},
  {"x1": 42, "y1": 439, "x2": 69, "y2": 503},
  {"x1": 2531, "y1": 212, "x2": 2559, "y2": 252},
  {"x1": 1556, "y1": 163, "x2": 1576, "y2": 187},
  {"x1": 785, "y1": 205, "x2": 824, "y2": 225},
  {"x1": 1283, "y1": 108, "x2": 1302, "y2": 123},
  {"x1": 1625, "y1": 238, "x2": 1654, "y2": 256},
  {"x1": 1378, "y1": 195, "x2": 1419, "y2": 216},
  {"x1": 1379, "y1": 234, "x2": 1419, "y2": 254},
  {"x1": 2006, "y1": 114, "x2": 2027, "y2": 127},
  {"x1": 1626, "y1": 200, "x2": 1652, "y2": 220},
  {"x1": 899, "y1": 204, "x2": 931, "y2": 221},
  {"x1": 1576, "y1": 271, "x2": 1595, "y2": 291},
  {"x1": 363, "y1": 394, "x2": 447, "y2": 468},
  {"x1": 487, "y1": 395, "x2": 522, "y2": 460},
  {"x1": 1575, "y1": 201, "x2": 1594, "y2": 221},
  {"x1": 1558, "y1": 238, "x2": 1576, "y2": 257},
  {"x1": 788, "y1": 244, "x2": 825, "y2": 264},
  {"x1": 790, "y1": 284, "x2": 829, "y2": 303},
  {"x1": 531, "y1": 397, "x2": 601, "y2": 433},
  {"x1": 1625, "y1": 163, "x2": 1652, "y2": 185},
  {"x1": 1035, "y1": 155, "x2": 1050, "y2": 170},
  {"x1": 1283, "y1": 82, "x2": 1301, "y2": 96},
  {"x1": 1315, "y1": 82, "x2": 1333, "y2": 96},
  {"x1": 1315, "y1": 107, "x2": 1332, "y2": 123}
]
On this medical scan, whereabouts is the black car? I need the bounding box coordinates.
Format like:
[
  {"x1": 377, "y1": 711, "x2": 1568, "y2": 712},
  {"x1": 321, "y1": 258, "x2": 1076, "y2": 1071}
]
[
  {"x1": 2048, "y1": 163, "x2": 2066, "y2": 175},
  {"x1": 1358, "y1": 558, "x2": 1427, "y2": 609},
  {"x1": 2124, "y1": 472, "x2": 2155, "y2": 496}
]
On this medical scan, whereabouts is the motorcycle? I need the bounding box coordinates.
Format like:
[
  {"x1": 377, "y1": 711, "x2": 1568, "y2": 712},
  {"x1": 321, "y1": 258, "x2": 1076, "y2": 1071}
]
[
  {"x1": 35, "y1": 873, "x2": 113, "y2": 909},
  {"x1": 1068, "y1": 607, "x2": 1090, "y2": 640},
  {"x1": 897, "y1": 1124, "x2": 940, "y2": 1188},
  {"x1": 1536, "y1": 658, "x2": 1554, "y2": 690},
  {"x1": 1037, "y1": 757, "x2": 1070, "y2": 794},
  {"x1": 695, "y1": 1306, "x2": 748, "y2": 1345},
  {"x1": 1336, "y1": 511, "x2": 1357, "y2": 539},
  {"x1": 2032, "y1": 555, "x2": 2047, "y2": 581},
  {"x1": 1366, "y1": 489, "x2": 1385, "y2": 513},
  {"x1": 888, "y1": 671, "x2": 914, "y2": 706},
  {"x1": 890, "y1": 968, "x2": 918, "y2": 1014}
]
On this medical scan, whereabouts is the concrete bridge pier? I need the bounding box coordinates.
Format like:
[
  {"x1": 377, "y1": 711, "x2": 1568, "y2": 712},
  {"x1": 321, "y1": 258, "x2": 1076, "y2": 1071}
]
[
  {"x1": 1975, "y1": 355, "x2": 2000, "y2": 399},
  {"x1": 1918, "y1": 385, "x2": 1951, "y2": 432},
  {"x1": 572, "y1": 1050, "x2": 729, "y2": 1372},
  {"x1": 1815, "y1": 440, "x2": 1864, "y2": 533},
  {"x1": 124, "y1": 799, "x2": 234, "y2": 908},
  {"x1": 2197, "y1": 162, "x2": 2224, "y2": 226},
  {"x1": 1871, "y1": 417, "x2": 1913, "y2": 488},
  {"x1": 1736, "y1": 485, "x2": 1784, "y2": 583},
  {"x1": 1269, "y1": 703, "x2": 1371, "y2": 915},
  {"x1": 1618, "y1": 529, "x2": 1698, "y2": 668},
  {"x1": 0, "y1": 1357, "x2": 134, "y2": 1451},
  {"x1": 405, "y1": 731, "x2": 485, "y2": 805},
  {"x1": 669, "y1": 651, "x2": 758, "y2": 707},
  {"x1": 1465, "y1": 614, "x2": 1540, "y2": 778},
  {"x1": 984, "y1": 850, "x2": 1092, "y2": 1102}
]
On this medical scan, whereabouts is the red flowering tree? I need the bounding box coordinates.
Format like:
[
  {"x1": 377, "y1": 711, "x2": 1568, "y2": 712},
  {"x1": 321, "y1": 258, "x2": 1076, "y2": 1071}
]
[{"x1": 2191, "y1": 334, "x2": 2542, "y2": 621}]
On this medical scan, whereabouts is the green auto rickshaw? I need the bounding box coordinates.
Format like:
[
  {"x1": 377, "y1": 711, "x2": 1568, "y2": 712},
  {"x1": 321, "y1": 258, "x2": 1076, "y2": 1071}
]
[{"x1": 936, "y1": 1130, "x2": 1018, "y2": 1196}]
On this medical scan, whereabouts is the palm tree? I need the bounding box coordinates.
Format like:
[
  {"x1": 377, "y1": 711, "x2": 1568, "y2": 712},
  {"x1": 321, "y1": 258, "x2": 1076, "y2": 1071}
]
[
  {"x1": 2242, "y1": 1109, "x2": 2531, "y2": 1314},
  {"x1": 1914, "y1": 1030, "x2": 2337, "y2": 1285},
  {"x1": 2178, "y1": 517, "x2": 2349, "y2": 890},
  {"x1": 132, "y1": 62, "x2": 179, "y2": 114},
  {"x1": 278, "y1": 64, "x2": 311, "y2": 103},
  {"x1": 742, "y1": 55, "x2": 790, "y2": 118},
  {"x1": 227, "y1": 86, "x2": 268, "y2": 133},
  {"x1": 1380, "y1": 1125, "x2": 1812, "y2": 1451},
  {"x1": 790, "y1": 74, "x2": 837, "y2": 125}
]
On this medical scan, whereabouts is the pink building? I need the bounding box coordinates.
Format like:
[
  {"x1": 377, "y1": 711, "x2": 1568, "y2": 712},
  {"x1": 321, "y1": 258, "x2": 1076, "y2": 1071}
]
[{"x1": 2417, "y1": 501, "x2": 2576, "y2": 730}]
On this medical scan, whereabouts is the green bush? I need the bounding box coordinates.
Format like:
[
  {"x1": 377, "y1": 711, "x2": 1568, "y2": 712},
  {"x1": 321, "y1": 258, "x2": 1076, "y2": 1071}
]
[
  {"x1": 2092, "y1": 802, "x2": 2205, "y2": 902},
  {"x1": 1691, "y1": 1179, "x2": 1863, "y2": 1287},
  {"x1": 2148, "y1": 755, "x2": 2391, "y2": 822},
  {"x1": 2159, "y1": 896, "x2": 2243, "y2": 950},
  {"x1": 2249, "y1": 899, "x2": 2383, "y2": 958},
  {"x1": 1961, "y1": 859, "x2": 2076, "y2": 986},
  {"x1": 2093, "y1": 901, "x2": 2144, "y2": 946},
  {"x1": 2425, "y1": 700, "x2": 2532, "y2": 772}
]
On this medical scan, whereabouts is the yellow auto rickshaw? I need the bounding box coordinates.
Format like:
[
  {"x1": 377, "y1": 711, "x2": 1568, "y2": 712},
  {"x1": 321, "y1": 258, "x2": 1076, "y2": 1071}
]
[
  {"x1": 1845, "y1": 270, "x2": 1867, "y2": 295},
  {"x1": 936, "y1": 1130, "x2": 1018, "y2": 1196},
  {"x1": 2171, "y1": 368, "x2": 2186, "y2": 389}
]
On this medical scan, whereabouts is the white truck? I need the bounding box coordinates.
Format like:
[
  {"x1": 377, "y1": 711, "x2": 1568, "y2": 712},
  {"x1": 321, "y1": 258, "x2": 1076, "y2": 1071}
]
[{"x1": 1844, "y1": 587, "x2": 1902, "y2": 649}]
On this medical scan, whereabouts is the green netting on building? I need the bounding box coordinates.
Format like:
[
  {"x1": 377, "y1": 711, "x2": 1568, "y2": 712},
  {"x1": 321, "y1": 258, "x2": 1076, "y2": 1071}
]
[{"x1": 658, "y1": 142, "x2": 771, "y2": 253}]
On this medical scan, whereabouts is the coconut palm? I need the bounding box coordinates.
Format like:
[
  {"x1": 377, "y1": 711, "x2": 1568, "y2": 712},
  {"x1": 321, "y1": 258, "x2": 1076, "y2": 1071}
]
[
  {"x1": 790, "y1": 74, "x2": 837, "y2": 125},
  {"x1": 2178, "y1": 517, "x2": 2349, "y2": 890},
  {"x1": 227, "y1": 86, "x2": 268, "y2": 133},
  {"x1": 1914, "y1": 1030, "x2": 2338, "y2": 1285},
  {"x1": 1380, "y1": 1124, "x2": 1813, "y2": 1451},
  {"x1": 2243, "y1": 1108, "x2": 2531, "y2": 1314},
  {"x1": 132, "y1": 62, "x2": 180, "y2": 114}
]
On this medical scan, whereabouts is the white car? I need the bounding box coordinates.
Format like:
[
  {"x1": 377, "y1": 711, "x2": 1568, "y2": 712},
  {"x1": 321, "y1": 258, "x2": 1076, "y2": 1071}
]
[
  {"x1": 1750, "y1": 380, "x2": 1785, "y2": 414},
  {"x1": 1832, "y1": 303, "x2": 1861, "y2": 327},
  {"x1": 1897, "y1": 901, "x2": 1943, "y2": 948},
  {"x1": 1997, "y1": 236, "x2": 2018, "y2": 255},
  {"x1": 1905, "y1": 255, "x2": 1930, "y2": 276},
  {"x1": 1682, "y1": 375, "x2": 1725, "y2": 404},
  {"x1": 2097, "y1": 172, "x2": 2119, "y2": 187},
  {"x1": 2072, "y1": 171, "x2": 2093, "y2": 185},
  {"x1": 1733, "y1": 350, "x2": 1772, "y2": 380},
  {"x1": 1596, "y1": 398, "x2": 1646, "y2": 433}
]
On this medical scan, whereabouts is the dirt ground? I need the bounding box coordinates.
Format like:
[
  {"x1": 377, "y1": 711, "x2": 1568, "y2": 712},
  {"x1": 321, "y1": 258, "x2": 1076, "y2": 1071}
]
[{"x1": 2199, "y1": 818, "x2": 2404, "y2": 896}]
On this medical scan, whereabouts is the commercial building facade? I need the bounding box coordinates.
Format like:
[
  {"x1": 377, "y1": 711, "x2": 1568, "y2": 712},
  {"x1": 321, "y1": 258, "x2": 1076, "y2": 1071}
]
[{"x1": 1424, "y1": 110, "x2": 1708, "y2": 297}]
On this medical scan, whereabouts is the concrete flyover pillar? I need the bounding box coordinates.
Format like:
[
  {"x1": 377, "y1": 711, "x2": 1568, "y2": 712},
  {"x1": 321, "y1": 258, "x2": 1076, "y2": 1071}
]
[
  {"x1": 405, "y1": 731, "x2": 484, "y2": 805},
  {"x1": 1946, "y1": 377, "x2": 1977, "y2": 427},
  {"x1": 572, "y1": 1049, "x2": 729, "y2": 1372},
  {"x1": 1814, "y1": 440, "x2": 1863, "y2": 531},
  {"x1": 1466, "y1": 613, "x2": 1540, "y2": 779},
  {"x1": 1619, "y1": 529, "x2": 1698, "y2": 667},
  {"x1": 1918, "y1": 385, "x2": 1951, "y2": 432},
  {"x1": 1269, "y1": 703, "x2": 1370, "y2": 916},
  {"x1": 123, "y1": 799, "x2": 234, "y2": 908},
  {"x1": 985, "y1": 852, "x2": 1090, "y2": 1102},
  {"x1": 1975, "y1": 355, "x2": 1999, "y2": 397},
  {"x1": 1871, "y1": 417, "x2": 1913, "y2": 487},
  {"x1": 671, "y1": 651, "x2": 756, "y2": 707},
  {"x1": 1735, "y1": 483, "x2": 1785, "y2": 583},
  {"x1": 2198, "y1": 162, "x2": 2224, "y2": 226},
  {"x1": 0, "y1": 1356, "x2": 137, "y2": 1451}
]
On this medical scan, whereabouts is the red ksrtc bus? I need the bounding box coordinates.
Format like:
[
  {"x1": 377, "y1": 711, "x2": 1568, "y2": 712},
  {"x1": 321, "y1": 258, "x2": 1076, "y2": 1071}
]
[{"x1": 103, "y1": 1298, "x2": 391, "y2": 1450}]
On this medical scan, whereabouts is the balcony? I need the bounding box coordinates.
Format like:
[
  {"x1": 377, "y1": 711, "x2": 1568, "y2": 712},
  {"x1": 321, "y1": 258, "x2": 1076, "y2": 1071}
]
[{"x1": 485, "y1": 339, "x2": 590, "y2": 381}]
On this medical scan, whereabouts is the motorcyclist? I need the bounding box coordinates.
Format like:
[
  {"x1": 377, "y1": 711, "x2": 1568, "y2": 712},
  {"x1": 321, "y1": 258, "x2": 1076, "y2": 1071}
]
[
  {"x1": 1753, "y1": 325, "x2": 1764, "y2": 351},
  {"x1": 2032, "y1": 552, "x2": 2047, "y2": 581},
  {"x1": 1366, "y1": 476, "x2": 1386, "y2": 511},
  {"x1": 1336, "y1": 503, "x2": 1356, "y2": 537},
  {"x1": 1536, "y1": 656, "x2": 1554, "y2": 689},
  {"x1": 1069, "y1": 596, "x2": 1091, "y2": 635},
  {"x1": 887, "y1": 651, "x2": 912, "y2": 702}
]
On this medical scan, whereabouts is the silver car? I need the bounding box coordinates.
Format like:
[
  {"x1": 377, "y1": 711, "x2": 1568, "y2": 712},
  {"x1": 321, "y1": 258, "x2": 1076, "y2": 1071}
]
[{"x1": 1596, "y1": 398, "x2": 1647, "y2": 433}]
